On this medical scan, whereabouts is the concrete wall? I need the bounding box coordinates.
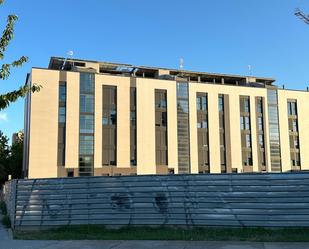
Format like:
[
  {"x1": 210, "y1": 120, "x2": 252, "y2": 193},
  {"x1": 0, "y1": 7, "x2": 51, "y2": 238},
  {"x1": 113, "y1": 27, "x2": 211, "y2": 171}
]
[{"x1": 29, "y1": 69, "x2": 59, "y2": 178}]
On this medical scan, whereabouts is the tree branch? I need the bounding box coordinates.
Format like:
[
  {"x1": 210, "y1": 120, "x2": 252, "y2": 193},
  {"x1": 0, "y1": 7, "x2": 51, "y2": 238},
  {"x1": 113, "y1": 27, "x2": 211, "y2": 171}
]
[
  {"x1": 0, "y1": 84, "x2": 41, "y2": 110},
  {"x1": 0, "y1": 14, "x2": 18, "y2": 60},
  {"x1": 0, "y1": 56, "x2": 28, "y2": 80}
]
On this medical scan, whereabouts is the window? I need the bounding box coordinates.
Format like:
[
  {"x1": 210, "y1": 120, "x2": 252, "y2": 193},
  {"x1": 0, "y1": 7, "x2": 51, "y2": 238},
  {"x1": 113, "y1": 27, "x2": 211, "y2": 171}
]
[
  {"x1": 59, "y1": 84, "x2": 66, "y2": 102},
  {"x1": 258, "y1": 117, "x2": 263, "y2": 131},
  {"x1": 58, "y1": 82, "x2": 66, "y2": 167},
  {"x1": 79, "y1": 73, "x2": 95, "y2": 176},
  {"x1": 130, "y1": 111, "x2": 136, "y2": 126},
  {"x1": 59, "y1": 107, "x2": 66, "y2": 123},
  {"x1": 155, "y1": 89, "x2": 168, "y2": 166},
  {"x1": 103, "y1": 86, "x2": 117, "y2": 166},
  {"x1": 156, "y1": 91, "x2": 167, "y2": 108},
  {"x1": 218, "y1": 95, "x2": 224, "y2": 112},
  {"x1": 202, "y1": 96, "x2": 207, "y2": 111},
  {"x1": 240, "y1": 116, "x2": 245, "y2": 130},
  {"x1": 79, "y1": 156, "x2": 93, "y2": 166},
  {"x1": 110, "y1": 110, "x2": 117, "y2": 125},
  {"x1": 160, "y1": 99, "x2": 167, "y2": 108},
  {"x1": 80, "y1": 115, "x2": 94, "y2": 133},
  {"x1": 244, "y1": 98, "x2": 250, "y2": 113},
  {"x1": 197, "y1": 97, "x2": 202, "y2": 111},
  {"x1": 245, "y1": 117, "x2": 250, "y2": 130},
  {"x1": 80, "y1": 73, "x2": 94, "y2": 93},
  {"x1": 178, "y1": 99, "x2": 189, "y2": 114},
  {"x1": 288, "y1": 100, "x2": 300, "y2": 169},
  {"x1": 197, "y1": 92, "x2": 209, "y2": 172},
  {"x1": 292, "y1": 120, "x2": 298, "y2": 132},
  {"x1": 294, "y1": 137, "x2": 299, "y2": 149},
  {"x1": 196, "y1": 96, "x2": 207, "y2": 111},
  {"x1": 80, "y1": 94, "x2": 94, "y2": 113},
  {"x1": 102, "y1": 117, "x2": 108, "y2": 125},
  {"x1": 258, "y1": 134, "x2": 264, "y2": 148},
  {"x1": 256, "y1": 97, "x2": 266, "y2": 170},
  {"x1": 162, "y1": 112, "x2": 167, "y2": 127},
  {"x1": 246, "y1": 134, "x2": 251, "y2": 148},
  {"x1": 257, "y1": 98, "x2": 263, "y2": 114},
  {"x1": 240, "y1": 96, "x2": 253, "y2": 167},
  {"x1": 240, "y1": 116, "x2": 250, "y2": 130},
  {"x1": 79, "y1": 135, "x2": 94, "y2": 154},
  {"x1": 288, "y1": 101, "x2": 297, "y2": 116},
  {"x1": 67, "y1": 171, "x2": 74, "y2": 177}
]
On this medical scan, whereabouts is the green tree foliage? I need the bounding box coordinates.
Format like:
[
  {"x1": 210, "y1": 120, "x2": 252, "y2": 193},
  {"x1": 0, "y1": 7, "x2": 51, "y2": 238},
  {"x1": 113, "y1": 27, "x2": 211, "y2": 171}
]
[
  {"x1": 0, "y1": 130, "x2": 23, "y2": 184},
  {"x1": 0, "y1": 0, "x2": 41, "y2": 110},
  {"x1": 0, "y1": 130, "x2": 9, "y2": 183},
  {"x1": 8, "y1": 135, "x2": 23, "y2": 179}
]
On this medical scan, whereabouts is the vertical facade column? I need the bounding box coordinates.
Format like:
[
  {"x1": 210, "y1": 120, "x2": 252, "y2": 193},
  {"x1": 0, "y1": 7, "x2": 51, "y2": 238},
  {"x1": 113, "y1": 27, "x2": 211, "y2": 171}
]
[
  {"x1": 78, "y1": 73, "x2": 95, "y2": 176},
  {"x1": 116, "y1": 82, "x2": 131, "y2": 168},
  {"x1": 250, "y1": 97, "x2": 259, "y2": 172},
  {"x1": 136, "y1": 79, "x2": 156, "y2": 174},
  {"x1": 229, "y1": 94, "x2": 242, "y2": 173},
  {"x1": 176, "y1": 82, "x2": 191, "y2": 174},
  {"x1": 267, "y1": 88, "x2": 282, "y2": 172},
  {"x1": 223, "y1": 95, "x2": 232, "y2": 173},
  {"x1": 208, "y1": 92, "x2": 220, "y2": 173},
  {"x1": 94, "y1": 74, "x2": 102, "y2": 169},
  {"x1": 65, "y1": 72, "x2": 79, "y2": 169}
]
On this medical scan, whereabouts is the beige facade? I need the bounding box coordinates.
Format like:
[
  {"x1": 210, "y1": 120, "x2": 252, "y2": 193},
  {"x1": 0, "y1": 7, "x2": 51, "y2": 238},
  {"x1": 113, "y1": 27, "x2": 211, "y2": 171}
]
[{"x1": 23, "y1": 57, "x2": 309, "y2": 178}]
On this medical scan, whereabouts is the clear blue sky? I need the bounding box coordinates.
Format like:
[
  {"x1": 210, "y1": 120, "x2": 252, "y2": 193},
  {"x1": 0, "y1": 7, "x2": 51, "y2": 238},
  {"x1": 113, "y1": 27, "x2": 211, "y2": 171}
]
[{"x1": 0, "y1": 0, "x2": 309, "y2": 141}]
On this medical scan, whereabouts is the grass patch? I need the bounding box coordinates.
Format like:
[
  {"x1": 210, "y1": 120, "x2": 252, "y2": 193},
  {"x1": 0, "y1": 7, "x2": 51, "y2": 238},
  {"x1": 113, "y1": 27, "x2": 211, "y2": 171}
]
[{"x1": 13, "y1": 225, "x2": 309, "y2": 242}]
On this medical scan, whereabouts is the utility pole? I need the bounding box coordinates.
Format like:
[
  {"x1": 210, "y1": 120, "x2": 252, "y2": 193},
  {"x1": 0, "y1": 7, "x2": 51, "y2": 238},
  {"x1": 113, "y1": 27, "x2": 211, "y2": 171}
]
[{"x1": 295, "y1": 8, "x2": 309, "y2": 25}]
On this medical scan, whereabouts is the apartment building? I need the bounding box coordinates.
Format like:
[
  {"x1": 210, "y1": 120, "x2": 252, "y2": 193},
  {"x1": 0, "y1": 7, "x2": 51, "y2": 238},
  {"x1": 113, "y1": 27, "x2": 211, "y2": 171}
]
[{"x1": 23, "y1": 57, "x2": 309, "y2": 178}]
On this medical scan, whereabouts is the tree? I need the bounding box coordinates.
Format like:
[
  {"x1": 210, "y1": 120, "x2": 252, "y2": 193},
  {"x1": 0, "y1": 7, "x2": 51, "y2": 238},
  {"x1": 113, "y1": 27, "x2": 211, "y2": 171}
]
[
  {"x1": 0, "y1": 0, "x2": 40, "y2": 110},
  {"x1": 0, "y1": 130, "x2": 24, "y2": 184},
  {"x1": 8, "y1": 133, "x2": 23, "y2": 179},
  {"x1": 0, "y1": 130, "x2": 9, "y2": 183}
]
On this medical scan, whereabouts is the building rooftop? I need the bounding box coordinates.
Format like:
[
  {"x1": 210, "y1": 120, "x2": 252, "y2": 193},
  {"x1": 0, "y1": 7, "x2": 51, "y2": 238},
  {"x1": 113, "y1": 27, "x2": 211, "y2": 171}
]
[{"x1": 48, "y1": 56, "x2": 275, "y2": 87}]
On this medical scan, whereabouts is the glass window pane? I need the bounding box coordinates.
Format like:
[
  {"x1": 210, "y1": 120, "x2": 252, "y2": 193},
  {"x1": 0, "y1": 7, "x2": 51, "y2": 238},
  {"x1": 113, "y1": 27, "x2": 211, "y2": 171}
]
[
  {"x1": 162, "y1": 112, "x2": 167, "y2": 127},
  {"x1": 59, "y1": 107, "x2": 66, "y2": 115},
  {"x1": 59, "y1": 85, "x2": 66, "y2": 101},
  {"x1": 80, "y1": 73, "x2": 94, "y2": 93},
  {"x1": 80, "y1": 115, "x2": 94, "y2": 133},
  {"x1": 240, "y1": 116, "x2": 245, "y2": 130},
  {"x1": 202, "y1": 96, "x2": 207, "y2": 111},
  {"x1": 110, "y1": 110, "x2": 117, "y2": 125},
  {"x1": 244, "y1": 98, "x2": 250, "y2": 112},
  {"x1": 246, "y1": 134, "x2": 251, "y2": 148},
  {"x1": 196, "y1": 97, "x2": 201, "y2": 110},
  {"x1": 218, "y1": 95, "x2": 224, "y2": 112},
  {"x1": 59, "y1": 115, "x2": 65, "y2": 123},
  {"x1": 80, "y1": 94, "x2": 94, "y2": 113},
  {"x1": 245, "y1": 117, "x2": 250, "y2": 130}
]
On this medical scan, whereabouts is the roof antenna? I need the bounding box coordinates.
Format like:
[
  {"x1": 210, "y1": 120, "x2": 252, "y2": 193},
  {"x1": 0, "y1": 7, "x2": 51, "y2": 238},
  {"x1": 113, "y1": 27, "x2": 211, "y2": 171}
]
[
  {"x1": 61, "y1": 50, "x2": 74, "y2": 70},
  {"x1": 179, "y1": 57, "x2": 184, "y2": 70},
  {"x1": 247, "y1": 65, "x2": 252, "y2": 76}
]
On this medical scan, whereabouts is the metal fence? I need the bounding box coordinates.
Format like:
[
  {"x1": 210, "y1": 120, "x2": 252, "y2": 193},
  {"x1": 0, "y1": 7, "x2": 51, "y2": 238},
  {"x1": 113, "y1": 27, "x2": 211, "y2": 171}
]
[{"x1": 3, "y1": 173, "x2": 309, "y2": 229}]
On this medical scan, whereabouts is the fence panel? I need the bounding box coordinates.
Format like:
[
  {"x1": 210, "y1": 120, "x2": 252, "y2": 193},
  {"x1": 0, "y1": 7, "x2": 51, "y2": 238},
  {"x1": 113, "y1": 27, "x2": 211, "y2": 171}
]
[{"x1": 4, "y1": 173, "x2": 309, "y2": 229}]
